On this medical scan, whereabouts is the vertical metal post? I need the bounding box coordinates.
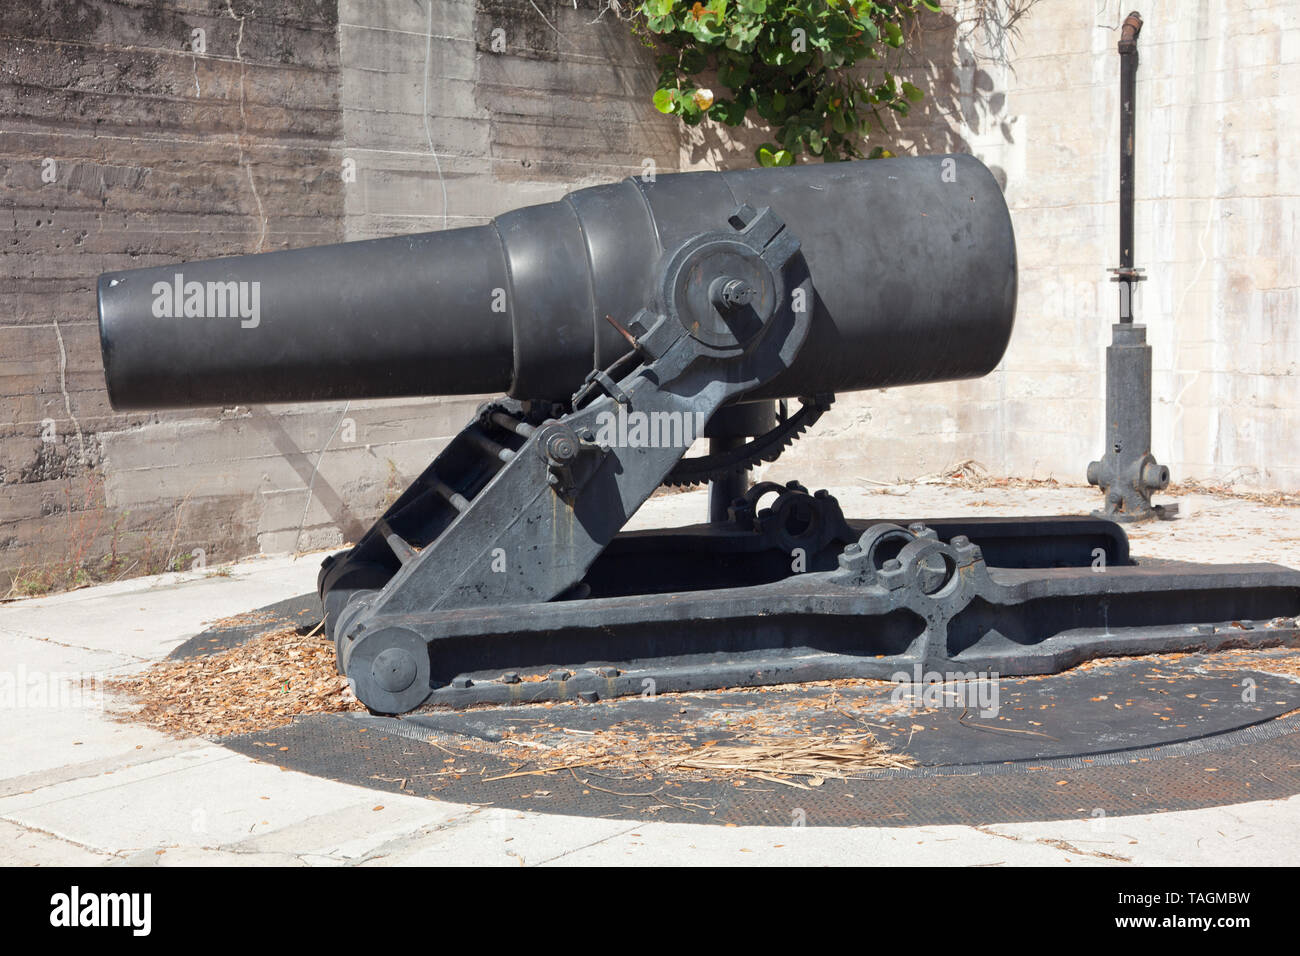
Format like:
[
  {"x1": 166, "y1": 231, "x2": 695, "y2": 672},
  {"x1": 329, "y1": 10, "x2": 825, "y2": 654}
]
[
  {"x1": 703, "y1": 401, "x2": 778, "y2": 524},
  {"x1": 1117, "y1": 11, "x2": 1139, "y2": 321},
  {"x1": 707, "y1": 436, "x2": 750, "y2": 524},
  {"x1": 1087, "y1": 11, "x2": 1175, "y2": 522}
]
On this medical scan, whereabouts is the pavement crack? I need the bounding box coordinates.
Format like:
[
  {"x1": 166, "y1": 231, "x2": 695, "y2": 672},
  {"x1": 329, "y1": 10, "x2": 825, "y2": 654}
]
[
  {"x1": 533, "y1": 822, "x2": 645, "y2": 867},
  {"x1": 1, "y1": 816, "x2": 116, "y2": 858},
  {"x1": 973, "y1": 824, "x2": 1132, "y2": 862},
  {"x1": 0, "y1": 627, "x2": 150, "y2": 663}
]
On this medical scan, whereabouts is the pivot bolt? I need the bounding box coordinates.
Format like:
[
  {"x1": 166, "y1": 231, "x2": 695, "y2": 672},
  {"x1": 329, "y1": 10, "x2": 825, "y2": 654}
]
[
  {"x1": 710, "y1": 276, "x2": 756, "y2": 311},
  {"x1": 547, "y1": 433, "x2": 577, "y2": 462}
]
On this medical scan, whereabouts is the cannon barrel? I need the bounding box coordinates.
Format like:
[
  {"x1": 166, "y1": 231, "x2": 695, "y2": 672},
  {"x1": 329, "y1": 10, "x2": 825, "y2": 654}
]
[{"x1": 97, "y1": 155, "x2": 1017, "y2": 410}]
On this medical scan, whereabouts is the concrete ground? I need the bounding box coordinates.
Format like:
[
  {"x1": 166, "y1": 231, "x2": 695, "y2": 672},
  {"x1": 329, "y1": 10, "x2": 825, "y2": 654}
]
[{"x1": 3, "y1": 483, "x2": 1300, "y2": 866}]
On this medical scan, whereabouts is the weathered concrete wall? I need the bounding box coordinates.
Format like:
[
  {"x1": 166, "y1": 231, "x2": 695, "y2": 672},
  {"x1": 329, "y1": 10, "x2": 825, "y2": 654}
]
[
  {"x1": 1, "y1": 0, "x2": 344, "y2": 588},
  {"x1": 3, "y1": 0, "x2": 1297, "y2": 589}
]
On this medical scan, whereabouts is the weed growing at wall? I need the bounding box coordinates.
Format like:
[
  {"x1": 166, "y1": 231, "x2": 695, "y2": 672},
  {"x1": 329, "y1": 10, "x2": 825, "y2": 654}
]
[{"x1": 632, "y1": 0, "x2": 940, "y2": 164}]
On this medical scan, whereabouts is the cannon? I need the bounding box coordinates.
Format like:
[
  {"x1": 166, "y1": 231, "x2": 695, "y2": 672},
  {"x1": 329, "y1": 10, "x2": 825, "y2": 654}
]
[{"x1": 98, "y1": 155, "x2": 1300, "y2": 714}]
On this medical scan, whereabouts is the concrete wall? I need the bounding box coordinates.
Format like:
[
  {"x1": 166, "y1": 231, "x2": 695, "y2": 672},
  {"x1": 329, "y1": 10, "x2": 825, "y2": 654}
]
[
  {"x1": 767, "y1": 0, "x2": 1300, "y2": 491},
  {"x1": 1, "y1": 0, "x2": 344, "y2": 588},
  {"x1": 2, "y1": 0, "x2": 1298, "y2": 589}
]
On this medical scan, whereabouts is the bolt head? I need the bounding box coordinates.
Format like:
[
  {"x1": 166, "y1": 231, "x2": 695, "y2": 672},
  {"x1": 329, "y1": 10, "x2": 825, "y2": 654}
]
[{"x1": 372, "y1": 648, "x2": 417, "y2": 694}]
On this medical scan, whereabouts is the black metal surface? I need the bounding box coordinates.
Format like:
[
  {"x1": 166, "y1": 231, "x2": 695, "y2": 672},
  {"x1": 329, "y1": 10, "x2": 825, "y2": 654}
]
[
  {"x1": 218, "y1": 652, "x2": 1300, "y2": 828},
  {"x1": 96, "y1": 155, "x2": 1016, "y2": 409},
  {"x1": 401, "y1": 658, "x2": 1300, "y2": 766}
]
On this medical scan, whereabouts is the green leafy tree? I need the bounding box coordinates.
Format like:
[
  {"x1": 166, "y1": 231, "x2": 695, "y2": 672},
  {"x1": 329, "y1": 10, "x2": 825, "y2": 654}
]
[{"x1": 634, "y1": 0, "x2": 940, "y2": 165}]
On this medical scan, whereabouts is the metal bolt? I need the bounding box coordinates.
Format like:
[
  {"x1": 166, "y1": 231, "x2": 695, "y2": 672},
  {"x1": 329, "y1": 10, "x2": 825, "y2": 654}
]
[
  {"x1": 951, "y1": 535, "x2": 970, "y2": 548},
  {"x1": 577, "y1": 691, "x2": 600, "y2": 703},
  {"x1": 547, "y1": 434, "x2": 576, "y2": 461},
  {"x1": 548, "y1": 669, "x2": 572, "y2": 682},
  {"x1": 908, "y1": 522, "x2": 926, "y2": 535},
  {"x1": 501, "y1": 672, "x2": 521, "y2": 684},
  {"x1": 883, "y1": 558, "x2": 902, "y2": 572},
  {"x1": 711, "y1": 276, "x2": 755, "y2": 311},
  {"x1": 844, "y1": 543, "x2": 861, "y2": 554},
  {"x1": 596, "y1": 666, "x2": 620, "y2": 677},
  {"x1": 451, "y1": 676, "x2": 473, "y2": 689}
]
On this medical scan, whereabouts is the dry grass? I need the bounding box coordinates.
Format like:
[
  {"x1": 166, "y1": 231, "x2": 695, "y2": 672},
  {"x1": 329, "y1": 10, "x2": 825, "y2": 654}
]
[
  {"x1": 1166, "y1": 478, "x2": 1300, "y2": 508},
  {"x1": 676, "y1": 734, "x2": 916, "y2": 777},
  {"x1": 107, "y1": 626, "x2": 364, "y2": 737},
  {"x1": 894, "y1": 458, "x2": 1068, "y2": 492}
]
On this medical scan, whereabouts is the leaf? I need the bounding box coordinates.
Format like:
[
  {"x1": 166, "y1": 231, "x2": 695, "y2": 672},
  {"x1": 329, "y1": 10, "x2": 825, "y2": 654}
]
[
  {"x1": 653, "y1": 88, "x2": 675, "y2": 114},
  {"x1": 901, "y1": 81, "x2": 924, "y2": 103}
]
